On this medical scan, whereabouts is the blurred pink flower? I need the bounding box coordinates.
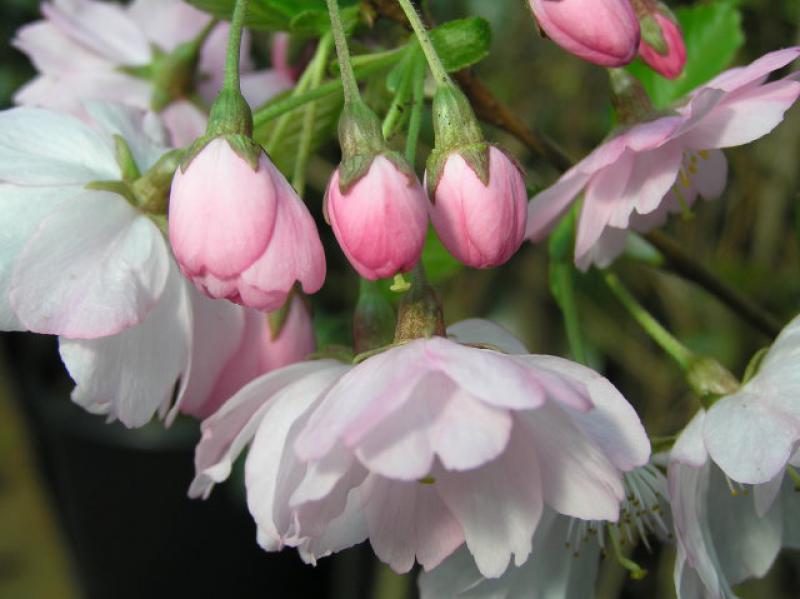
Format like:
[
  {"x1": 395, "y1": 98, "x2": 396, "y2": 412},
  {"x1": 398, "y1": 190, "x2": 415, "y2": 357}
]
[
  {"x1": 13, "y1": 0, "x2": 292, "y2": 146},
  {"x1": 428, "y1": 147, "x2": 528, "y2": 269},
  {"x1": 325, "y1": 156, "x2": 428, "y2": 280},
  {"x1": 529, "y1": 0, "x2": 640, "y2": 67},
  {"x1": 168, "y1": 138, "x2": 326, "y2": 310},
  {"x1": 527, "y1": 47, "x2": 800, "y2": 270},
  {"x1": 191, "y1": 319, "x2": 649, "y2": 577},
  {"x1": 638, "y1": 11, "x2": 686, "y2": 80}
]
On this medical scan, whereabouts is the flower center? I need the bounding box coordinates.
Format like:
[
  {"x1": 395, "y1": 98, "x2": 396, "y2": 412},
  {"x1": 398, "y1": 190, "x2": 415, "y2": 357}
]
[
  {"x1": 563, "y1": 465, "x2": 670, "y2": 579},
  {"x1": 671, "y1": 150, "x2": 711, "y2": 218}
]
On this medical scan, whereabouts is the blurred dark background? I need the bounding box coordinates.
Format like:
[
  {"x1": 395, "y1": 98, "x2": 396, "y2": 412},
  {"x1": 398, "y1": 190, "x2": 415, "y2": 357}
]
[{"x1": 1, "y1": 0, "x2": 799, "y2": 597}]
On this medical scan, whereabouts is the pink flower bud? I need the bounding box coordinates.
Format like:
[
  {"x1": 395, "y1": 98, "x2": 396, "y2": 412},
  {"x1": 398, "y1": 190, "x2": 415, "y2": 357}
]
[
  {"x1": 530, "y1": 0, "x2": 640, "y2": 67},
  {"x1": 428, "y1": 147, "x2": 527, "y2": 269},
  {"x1": 638, "y1": 12, "x2": 686, "y2": 79},
  {"x1": 325, "y1": 155, "x2": 428, "y2": 280},
  {"x1": 169, "y1": 138, "x2": 325, "y2": 310}
]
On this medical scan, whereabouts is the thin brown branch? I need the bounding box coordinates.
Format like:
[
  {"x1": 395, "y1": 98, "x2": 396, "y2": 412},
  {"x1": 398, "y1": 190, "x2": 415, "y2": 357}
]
[{"x1": 645, "y1": 230, "x2": 782, "y2": 338}]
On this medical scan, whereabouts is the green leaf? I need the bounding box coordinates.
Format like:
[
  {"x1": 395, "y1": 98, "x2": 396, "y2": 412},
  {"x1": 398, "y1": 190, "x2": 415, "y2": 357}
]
[
  {"x1": 187, "y1": 0, "x2": 358, "y2": 33},
  {"x1": 428, "y1": 17, "x2": 492, "y2": 73},
  {"x1": 626, "y1": 1, "x2": 745, "y2": 108},
  {"x1": 253, "y1": 89, "x2": 343, "y2": 176}
]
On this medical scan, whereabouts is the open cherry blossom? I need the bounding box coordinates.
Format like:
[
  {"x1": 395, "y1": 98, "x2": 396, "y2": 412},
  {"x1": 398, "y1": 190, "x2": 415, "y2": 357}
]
[
  {"x1": 191, "y1": 319, "x2": 649, "y2": 577},
  {"x1": 13, "y1": 0, "x2": 292, "y2": 146},
  {"x1": 527, "y1": 47, "x2": 800, "y2": 269},
  {"x1": 0, "y1": 102, "x2": 304, "y2": 427}
]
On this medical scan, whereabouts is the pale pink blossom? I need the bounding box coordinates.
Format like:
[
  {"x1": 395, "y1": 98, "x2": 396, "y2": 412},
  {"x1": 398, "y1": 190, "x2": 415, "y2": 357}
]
[
  {"x1": 428, "y1": 147, "x2": 527, "y2": 269},
  {"x1": 191, "y1": 319, "x2": 649, "y2": 577},
  {"x1": 703, "y1": 314, "x2": 800, "y2": 486},
  {"x1": 529, "y1": 0, "x2": 640, "y2": 67},
  {"x1": 419, "y1": 464, "x2": 668, "y2": 598},
  {"x1": 527, "y1": 47, "x2": 800, "y2": 270},
  {"x1": 325, "y1": 156, "x2": 428, "y2": 280},
  {"x1": 0, "y1": 102, "x2": 260, "y2": 427},
  {"x1": 638, "y1": 12, "x2": 686, "y2": 80},
  {"x1": 13, "y1": 0, "x2": 292, "y2": 146},
  {"x1": 168, "y1": 138, "x2": 326, "y2": 310},
  {"x1": 669, "y1": 411, "x2": 800, "y2": 599}
]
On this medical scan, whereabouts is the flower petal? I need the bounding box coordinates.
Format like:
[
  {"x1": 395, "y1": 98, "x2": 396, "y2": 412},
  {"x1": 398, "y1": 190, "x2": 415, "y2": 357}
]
[
  {"x1": 190, "y1": 360, "x2": 344, "y2": 499},
  {"x1": 245, "y1": 364, "x2": 348, "y2": 550},
  {"x1": 10, "y1": 192, "x2": 170, "y2": 338},
  {"x1": 446, "y1": 319, "x2": 528, "y2": 355},
  {"x1": 58, "y1": 266, "x2": 190, "y2": 428},
  {"x1": 361, "y1": 476, "x2": 464, "y2": 573},
  {"x1": 520, "y1": 355, "x2": 650, "y2": 471},
  {"x1": 0, "y1": 184, "x2": 73, "y2": 331},
  {"x1": 526, "y1": 167, "x2": 591, "y2": 241},
  {"x1": 435, "y1": 429, "x2": 543, "y2": 578},
  {"x1": 681, "y1": 79, "x2": 800, "y2": 150},
  {"x1": 419, "y1": 510, "x2": 601, "y2": 599},
  {"x1": 0, "y1": 107, "x2": 118, "y2": 184},
  {"x1": 83, "y1": 101, "x2": 168, "y2": 171},
  {"x1": 519, "y1": 403, "x2": 624, "y2": 521},
  {"x1": 704, "y1": 387, "x2": 800, "y2": 485}
]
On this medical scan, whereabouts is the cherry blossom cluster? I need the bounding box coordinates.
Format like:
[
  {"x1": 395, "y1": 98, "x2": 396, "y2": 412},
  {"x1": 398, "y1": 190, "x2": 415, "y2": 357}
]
[{"x1": 0, "y1": 0, "x2": 799, "y2": 598}]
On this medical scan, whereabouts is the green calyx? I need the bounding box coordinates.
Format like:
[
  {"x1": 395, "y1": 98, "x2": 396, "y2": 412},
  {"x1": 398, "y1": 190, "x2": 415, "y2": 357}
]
[
  {"x1": 426, "y1": 83, "x2": 489, "y2": 197},
  {"x1": 336, "y1": 99, "x2": 417, "y2": 193},
  {"x1": 686, "y1": 355, "x2": 740, "y2": 408},
  {"x1": 640, "y1": 14, "x2": 668, "y2": 55},
  {"x1": 113, "y1": 135, "x2": 141, "y2": 183},
  {"x1": 122, "y1": 19, "x2": 216, "y2": 113},
  {"x1": 149, "y1": 37, "x2": 205, "y2": 111},
  {"x1": 181, "y1": 89, "x2": 262, "y2": 172},
  {"x1": 393, "y1": 266, "x2": 446, "y2": 343},
  {"x1": 608, "y1": 68, "x2": 658, "y2": 126},
  {"x1": 86, "y1": 147, "x2": 185, "y2": 216},
  {"x1": 133, "y1": 149, "x2": 185, "y2": 214}
]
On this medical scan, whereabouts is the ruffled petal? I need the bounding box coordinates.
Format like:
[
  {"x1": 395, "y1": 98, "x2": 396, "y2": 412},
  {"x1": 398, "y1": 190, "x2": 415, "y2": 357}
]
[
  {"x1": 361, "y1": 476, "x2": 464, "y2": 573},
  {"x1": 58, "y1": 265, "x2": 190, "y2": 428},
  {"x1": 519, "y1": 403, "x2": 624, "y2": 521},
  {"x1": 190, "y1": 360, "x2": 345, "y2": 499},
  {"x1": 435, "y1": 429, "x2": 544, "y2": 578},
  {"x1": 520, "y1": 355, "x2": 650, "y2": 471},
  {"x1": 245, "y1": 364, "x2": 349, "y2": 550},
  {"x1": 10, "y1": 192, "x2": 170, "y2": 338}
]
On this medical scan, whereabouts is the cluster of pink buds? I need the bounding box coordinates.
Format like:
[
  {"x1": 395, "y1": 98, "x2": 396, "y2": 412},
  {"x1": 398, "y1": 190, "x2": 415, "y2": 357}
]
[{"x1": 529, "y1": 0, "x2": 687, "y2": 79}]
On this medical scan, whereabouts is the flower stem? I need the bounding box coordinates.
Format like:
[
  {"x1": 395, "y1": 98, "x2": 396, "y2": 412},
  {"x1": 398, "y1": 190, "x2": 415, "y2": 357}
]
[
  {"x1": 253, "y1": 50, "x2": 403, "y2": 128},
  {"x1": 405, "y1": 52, "x2": 426, "y2": 164},
  {"x1": 396, "y1": 0, "x2": 450, "y2": 85},
  {"x1": 224, "y1": 0, "x2": 249, "y2": 92},
  {"x1": 603, "y1": 272, "x2": 695, "y2": 371},
  {"x1": 381, "y1": 51, "x2": 415, "y2": 140},
  {"x1": 551, "y1": 262, "x2": 588, "y2": 365},
  {"x1": 325, "y1": 0, "x2": 360, "y2": 104},
  {"x1": 292, "y1": 33, "x2": 333, "y2": 195}
]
